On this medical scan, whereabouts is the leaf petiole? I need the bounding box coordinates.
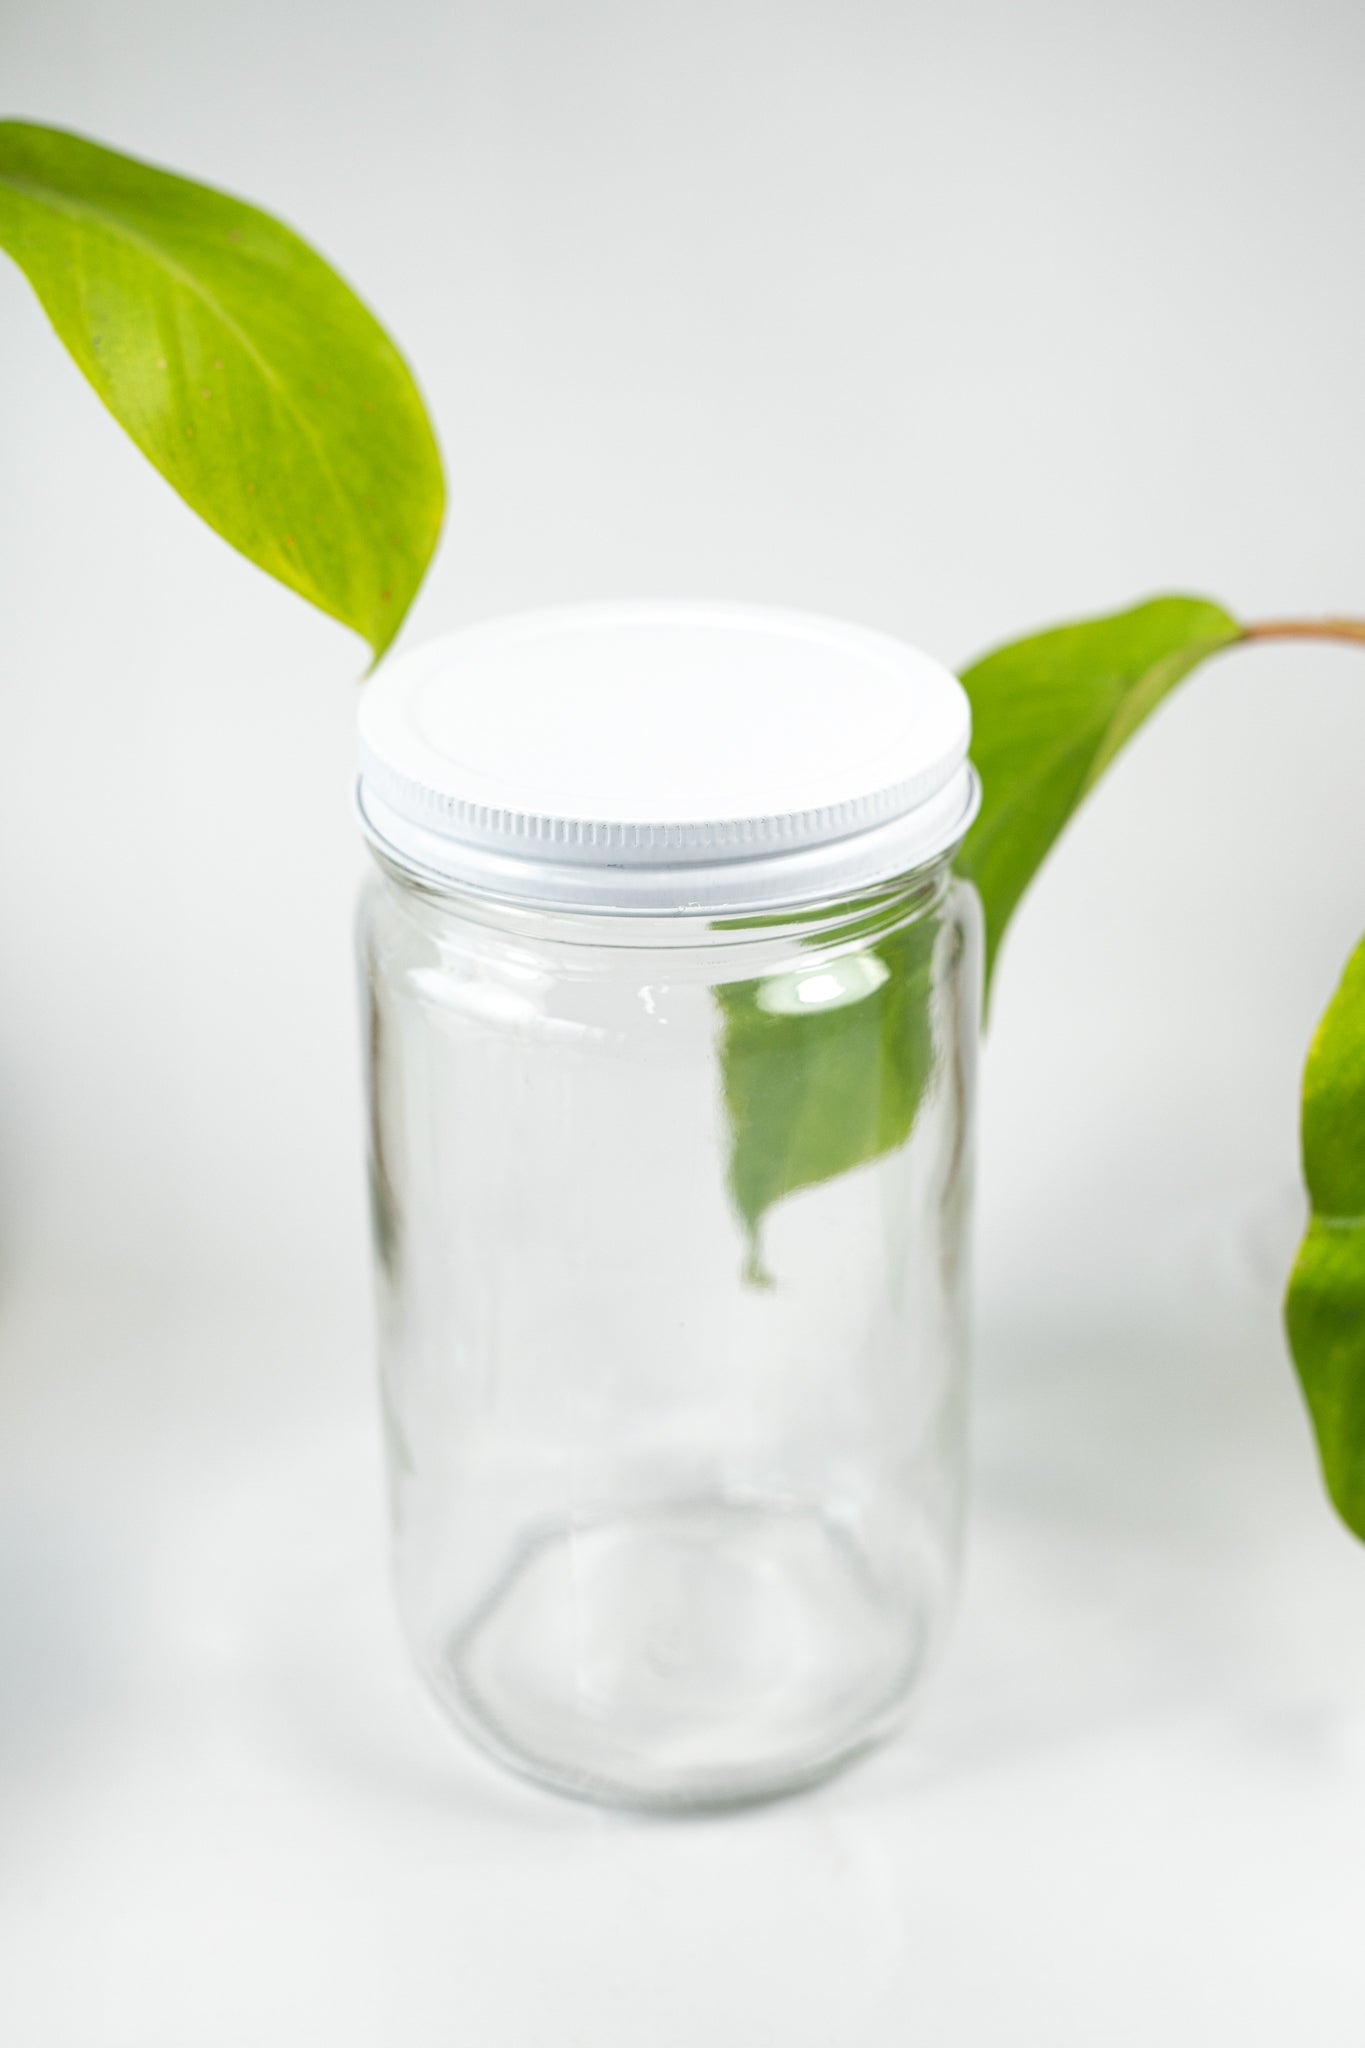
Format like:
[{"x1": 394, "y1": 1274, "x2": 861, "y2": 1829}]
[{"x1": 1240, "y1": 616, "x2": 1365, "y2": 648}]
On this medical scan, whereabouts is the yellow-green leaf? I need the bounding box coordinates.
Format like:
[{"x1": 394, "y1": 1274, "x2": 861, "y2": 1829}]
[
  {"x1": 956, "y1": 595, "x2": 1242, "y2": 987},
  {"x1": 1286, "y1": 932, "x2": 1365, "y2": 1539},
  {"x1": 0, "y1": 120, "x2": 443, "y2": 659},
  {"x1": 715, "y1": 900, "x2": 942, "y2": 1282}
]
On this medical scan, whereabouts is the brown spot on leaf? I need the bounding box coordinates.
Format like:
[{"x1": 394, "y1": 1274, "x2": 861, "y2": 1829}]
[{"x1": 381, "y1": 589, "x2": 393, "y2": 602}]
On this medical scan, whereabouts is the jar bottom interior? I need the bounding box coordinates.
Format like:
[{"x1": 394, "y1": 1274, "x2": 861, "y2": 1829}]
[{"x1": 421, "y1": 1496, "x2": 936, "y2": 1811}]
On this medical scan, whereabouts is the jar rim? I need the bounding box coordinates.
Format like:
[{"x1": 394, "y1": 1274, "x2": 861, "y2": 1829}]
[{"x1": 357, "y1": 764, "x2": 979, "y2": 916}]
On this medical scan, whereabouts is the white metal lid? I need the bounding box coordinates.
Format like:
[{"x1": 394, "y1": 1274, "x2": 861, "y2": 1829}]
[{"x1": 356, "y1": 603, "x2": 977, "y2": 913}]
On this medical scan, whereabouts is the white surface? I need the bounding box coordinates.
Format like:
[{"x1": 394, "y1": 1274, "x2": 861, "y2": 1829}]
[
  {"x1": 6, "y1": 0, "x2": 1365, "y2": 2040},
  {"x1": 6, "y1": 1221, "x2": 1365, "y2": 2046},
  {"x1": 356, "y1": 604, "x2": 975, "y2": 909}
]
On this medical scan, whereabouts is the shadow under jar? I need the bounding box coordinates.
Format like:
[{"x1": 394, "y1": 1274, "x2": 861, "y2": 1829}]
[{"x1": 356, "y1": 604, "x2": 981, "y2": 1810}]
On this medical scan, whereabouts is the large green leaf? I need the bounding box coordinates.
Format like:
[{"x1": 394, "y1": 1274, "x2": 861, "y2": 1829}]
[
  {"x1": 956, "y1": 595, "x2": 1242, "y2": 987},
  {"x1": 712, "y1": 596, "x2": 1245, "y2": 1288},
  {"x1": 958, "y1": 593, "x2": 1365, "y2": 1540},
  {"x1": 0, "y1": 121, "x2": 443, "y2": 659},
  {"x1": 715, "y1": 899, "x2": 942, "y2": 1283},
  {"x1": 1286, "y1": 932, "x2": 1365, "y2": 1538}
]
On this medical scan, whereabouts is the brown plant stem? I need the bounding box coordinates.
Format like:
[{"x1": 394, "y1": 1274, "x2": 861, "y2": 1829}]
[{"x1": 1241, "y1": 616, "x2": 1365, "y2": 648}]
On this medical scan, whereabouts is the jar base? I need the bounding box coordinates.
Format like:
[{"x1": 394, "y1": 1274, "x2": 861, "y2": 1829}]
[{"x1": 425, "y1": 1498, "x2": 929, "y2": 1811}]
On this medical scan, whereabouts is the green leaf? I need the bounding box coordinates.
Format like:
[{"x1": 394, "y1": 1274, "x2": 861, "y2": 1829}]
[
  {"x1": 1286, "y1": 932, "x2": 1365, "y2": 1539},
  {"x1": 715, "y1": 900, "x2": 942, "y2": 1283},
  {"x1": 956, "y1": 595, "x2": 1242, "y2": 988},
  {"x1": 0, "y1": 120, "x2": 443, "y2": 660}
]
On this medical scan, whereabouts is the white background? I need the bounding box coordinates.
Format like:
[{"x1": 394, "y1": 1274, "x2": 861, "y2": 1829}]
[{"x1": 5, "y1": 1, "x2": 1365, "y2": 2040}]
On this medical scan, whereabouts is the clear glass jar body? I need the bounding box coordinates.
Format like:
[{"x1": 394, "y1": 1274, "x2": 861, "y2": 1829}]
[{"x1": 359, "y1": 853, "x2": 981, "y2": 1809}]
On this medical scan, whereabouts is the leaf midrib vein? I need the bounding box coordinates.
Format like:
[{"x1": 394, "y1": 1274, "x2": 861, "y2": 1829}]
[{"x1": 957, "y1": 717, "x2": 1104, "y2": 869}]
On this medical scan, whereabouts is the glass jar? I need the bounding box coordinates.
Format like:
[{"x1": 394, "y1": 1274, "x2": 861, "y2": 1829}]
[{"x1": 356, "y1": 605, "x2": 981, "y2": 1809}]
